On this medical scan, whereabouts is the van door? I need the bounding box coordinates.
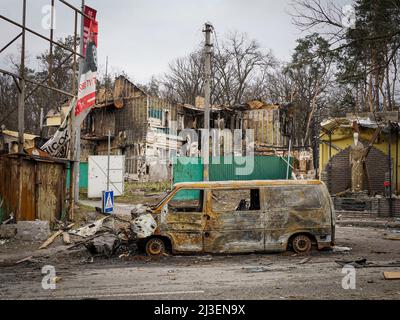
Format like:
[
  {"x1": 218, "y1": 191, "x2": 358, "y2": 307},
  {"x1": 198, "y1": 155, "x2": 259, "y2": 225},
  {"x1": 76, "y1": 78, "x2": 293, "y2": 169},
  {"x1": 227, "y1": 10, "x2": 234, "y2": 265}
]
[
  {"x1": 263, "y1": 185, "x2": 328, "y2": 251},
  {"x1": 204, "y1": 188, "x2": 264, "y2": 254},
  {"x1": 161, "y1": 189, "x2": 205, "y2": 253}
]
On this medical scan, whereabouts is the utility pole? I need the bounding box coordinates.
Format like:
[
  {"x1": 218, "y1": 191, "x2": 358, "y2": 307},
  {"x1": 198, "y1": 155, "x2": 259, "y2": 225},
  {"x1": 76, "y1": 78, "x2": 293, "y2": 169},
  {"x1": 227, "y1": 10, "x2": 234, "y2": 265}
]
[
  {"x1": 203, "y1": 23, "x2": 213, "y2": 181},
  {"x1": 73, "y1": 0, "x2": 86, "y2": 204},
  {"x1": 17, "y1": 0, "x2": 26, "y2": 154},
  {"x1": 286, "y1": 139, "x2": 292, "y2": 180},
  {"x1": 105, "y1": 56, "x2": 109, "y2": 105},
  {"x1": 107, "y1": 129, "x2": 111, "y2": 191}
]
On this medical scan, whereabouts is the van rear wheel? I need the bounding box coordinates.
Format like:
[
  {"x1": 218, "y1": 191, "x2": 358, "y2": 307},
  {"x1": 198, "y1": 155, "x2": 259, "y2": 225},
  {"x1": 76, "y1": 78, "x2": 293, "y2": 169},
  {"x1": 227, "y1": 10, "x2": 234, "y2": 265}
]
[
  {"x1": 291, "y1": 234, "x2": 312, "y2": 254},
  {"x1": 145, "y1": 238, "x2": 166, "y2": 256}
]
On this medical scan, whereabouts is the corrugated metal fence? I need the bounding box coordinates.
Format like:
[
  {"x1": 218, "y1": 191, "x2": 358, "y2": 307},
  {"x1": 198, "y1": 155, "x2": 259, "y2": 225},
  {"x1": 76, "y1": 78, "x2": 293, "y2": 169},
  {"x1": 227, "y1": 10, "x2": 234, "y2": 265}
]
[
  {"x1": 0, "y1": 154, "x2": 68, "y2": 223},
  {"x1": 173, "y1": 156, "x2": 292, "y2": 200}
]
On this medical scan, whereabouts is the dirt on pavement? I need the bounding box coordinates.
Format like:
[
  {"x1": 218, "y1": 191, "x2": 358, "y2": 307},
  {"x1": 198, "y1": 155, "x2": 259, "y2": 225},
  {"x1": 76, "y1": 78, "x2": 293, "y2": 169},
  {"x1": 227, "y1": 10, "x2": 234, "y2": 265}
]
[{"x1": 0, "y1": 226, "x2": 400, "y2": 300}]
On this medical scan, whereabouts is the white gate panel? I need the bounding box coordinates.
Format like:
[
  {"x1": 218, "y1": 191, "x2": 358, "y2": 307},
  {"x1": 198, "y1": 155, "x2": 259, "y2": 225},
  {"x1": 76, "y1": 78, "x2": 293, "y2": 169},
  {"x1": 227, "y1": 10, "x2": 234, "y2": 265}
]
[{"x1": 88, "y1": 156, "x2": 125, "y2": 198}]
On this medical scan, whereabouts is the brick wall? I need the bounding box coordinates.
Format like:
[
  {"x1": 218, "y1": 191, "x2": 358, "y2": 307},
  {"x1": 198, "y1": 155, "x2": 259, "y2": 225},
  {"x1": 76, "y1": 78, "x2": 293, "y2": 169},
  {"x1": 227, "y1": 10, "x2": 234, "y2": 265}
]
[
  {"x1": 324, "y1": 146, "x2": 390, "y2": 196},
  {"x1": 333, "y1": 196, "x2": 400, "y2": 218},
  {"x1": 377, "y1": 198, "x2": 400, "y2": 218}
]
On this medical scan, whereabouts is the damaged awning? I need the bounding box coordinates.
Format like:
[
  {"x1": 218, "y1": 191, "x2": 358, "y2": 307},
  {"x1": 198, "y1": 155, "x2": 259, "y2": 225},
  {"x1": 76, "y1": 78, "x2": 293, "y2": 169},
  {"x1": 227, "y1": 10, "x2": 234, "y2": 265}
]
[{"x1": 321, "y1": 117, "x2": 382, "y2": 132}]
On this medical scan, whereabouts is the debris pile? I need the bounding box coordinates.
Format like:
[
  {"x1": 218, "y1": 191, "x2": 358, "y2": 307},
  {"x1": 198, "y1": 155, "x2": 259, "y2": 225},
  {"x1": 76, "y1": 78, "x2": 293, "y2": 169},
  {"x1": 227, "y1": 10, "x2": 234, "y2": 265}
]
[{"x1": 37, "y1": 205, "x2": 156, "y2": 259}]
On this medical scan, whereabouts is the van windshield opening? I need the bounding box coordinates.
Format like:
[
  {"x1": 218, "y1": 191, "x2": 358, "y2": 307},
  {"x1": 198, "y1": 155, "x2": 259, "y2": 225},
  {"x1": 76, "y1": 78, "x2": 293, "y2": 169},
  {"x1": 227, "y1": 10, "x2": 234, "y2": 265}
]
[{"x1": 168, "y1": 189, "x2": 204, "y2": 213}]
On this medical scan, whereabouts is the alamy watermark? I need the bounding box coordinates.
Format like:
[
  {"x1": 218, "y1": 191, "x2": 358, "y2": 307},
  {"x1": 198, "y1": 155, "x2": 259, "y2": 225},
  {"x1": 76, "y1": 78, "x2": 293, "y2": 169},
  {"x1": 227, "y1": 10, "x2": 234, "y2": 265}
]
[
  {"x1": 41, "y1": 4, "x2": 56, "y2": 31},
  {"x1": 41, "y1": 265, "x2": 57, "y2": 290},
  {"x1": 341, "y1": 265, "x2": 356, "y2": 290},
  {"x1": 148, "y1": 121, "x2": 256, "y2": 176}
]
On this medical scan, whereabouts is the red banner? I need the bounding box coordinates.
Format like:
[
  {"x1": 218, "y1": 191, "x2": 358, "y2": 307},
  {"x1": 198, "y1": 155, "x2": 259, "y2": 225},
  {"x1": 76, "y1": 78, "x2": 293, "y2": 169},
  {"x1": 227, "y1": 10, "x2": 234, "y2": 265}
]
[
  {"x1": 83, "y1": 6, "x2": 97, "y2": 56},
  {"x1": 75, "y1": 6, "x2": 98, "y2": 117}
]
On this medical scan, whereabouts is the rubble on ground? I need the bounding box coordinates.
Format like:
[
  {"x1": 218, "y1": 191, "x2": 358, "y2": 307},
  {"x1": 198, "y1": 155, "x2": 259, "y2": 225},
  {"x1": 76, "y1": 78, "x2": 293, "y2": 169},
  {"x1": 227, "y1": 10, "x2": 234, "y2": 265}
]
[
  {"x1": 331, "y1": 246, "x2": 352, "y2": 253},
  {"x1": 28, "y1": 206, "x2": 157, "y2": 259},
  {"x1": 69, "y1": 217, "x2": 109, "y2": 238},
  {"x1": 85, "y1": 233, "x2": 120, "y2": 258},
  {"x1": 0, "y1": 224, "x2": 17, "y2": 239},
  {"x1": 16, "y1": 221, "x2": 50, "y2": 241},
  {"x1": 335, "y1": 259, "x2": 400, "y2": 269}
]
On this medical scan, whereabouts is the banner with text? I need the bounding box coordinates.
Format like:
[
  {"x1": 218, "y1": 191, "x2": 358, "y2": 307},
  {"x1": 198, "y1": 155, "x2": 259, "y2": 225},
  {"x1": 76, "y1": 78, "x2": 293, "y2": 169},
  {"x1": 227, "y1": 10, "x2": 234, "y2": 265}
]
[
  {"x1": 40, "y1": 98, "x2": 76, "y2": 158},
  {"x1": 74, "y1": 6, "x2": 98, "y2": 120},
  {"x1": 40, "y1": 6, "x2": 98, "y2": 158}
]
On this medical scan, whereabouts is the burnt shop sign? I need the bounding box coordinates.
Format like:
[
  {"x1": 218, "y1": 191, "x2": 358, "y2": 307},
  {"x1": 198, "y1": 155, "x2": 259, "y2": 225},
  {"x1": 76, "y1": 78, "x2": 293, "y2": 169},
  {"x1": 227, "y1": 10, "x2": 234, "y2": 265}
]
[{"x1": 41, "y1": 127, "x2": 70, "y2": 158}]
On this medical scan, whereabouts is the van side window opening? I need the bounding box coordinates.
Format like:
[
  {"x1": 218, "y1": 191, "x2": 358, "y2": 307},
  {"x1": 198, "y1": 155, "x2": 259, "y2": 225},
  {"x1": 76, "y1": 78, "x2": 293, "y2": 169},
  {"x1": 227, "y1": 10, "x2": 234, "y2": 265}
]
[
  {"x1": 168, "y1": 189, "x2": 204, "y2": 213},
  {"x1": 212, "y1": 189, "x2": 261, "y2": 212},
  {"x1": 265, "y1": 186, "x2": 322, "y2": 209}
]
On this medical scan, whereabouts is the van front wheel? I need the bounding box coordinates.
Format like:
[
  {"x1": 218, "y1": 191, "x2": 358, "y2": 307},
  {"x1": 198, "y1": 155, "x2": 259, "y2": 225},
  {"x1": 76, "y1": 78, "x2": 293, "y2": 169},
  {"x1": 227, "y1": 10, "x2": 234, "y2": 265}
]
[
  {"x1": 291, "y1": 234, "x2": 312, "y2": 254},
  {"x1": 145, "y1": 238, "x2": 166, "y2": 256}
]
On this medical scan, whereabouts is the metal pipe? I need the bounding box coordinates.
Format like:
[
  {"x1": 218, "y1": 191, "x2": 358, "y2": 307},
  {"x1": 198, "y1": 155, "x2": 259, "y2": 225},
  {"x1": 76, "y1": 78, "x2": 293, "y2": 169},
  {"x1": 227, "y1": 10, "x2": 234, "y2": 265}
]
[
  {"x1": 0, "y1": 14, "x2": 84, "y2": 59},
  {"x1": 396, "y1": 127, "x2": 399, "y2": 196},
  {"x1": 48, "y1": 0, "x2": 55, "y2": 88},
  {"x1": 58, "y1": 0, "x2": 92, "y2": 20},
  {"x1": 388, "y1": 124, "x2": 393, "y2": 217},
  {"x1": 203, "y1": 23, "x2": 213, "y2": 182},
  {"x1": 0, "y1": 53, "x2": 74, "y2": 125},
  {"x1": 26, "y1": 53, "x2": 74, "y2": 100},
  {"x1": 0, "y1": 32, "x2": 22, "y2": 54},
  {"x1": 397, "y1": 106, "x2": 400, "y2": 196},
  {"x1": 107, "y1": 130, "x2": 111, "y2": 191},
  {"x1": 286, "y1": 139, "x2": 292, "y2": 179},
  {"x1": 0, "y1": 69, "x2": 76, "y2": 97},
  {"x1": 72, "y1": 11, "x2": 78, "y2": 96},
  {"x1": 17, "y1": 0, "x2": 26, "y2": 154},
  {"x1": 73, "y1": 0, "x2": 85, "y2": 203}
]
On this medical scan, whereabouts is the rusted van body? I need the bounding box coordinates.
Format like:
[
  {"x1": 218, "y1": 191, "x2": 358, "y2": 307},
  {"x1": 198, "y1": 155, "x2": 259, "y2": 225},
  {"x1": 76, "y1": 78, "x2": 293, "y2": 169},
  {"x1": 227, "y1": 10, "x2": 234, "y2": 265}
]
[{"x1": 144, "y1": 180, "x2": 335, "y2": 255}]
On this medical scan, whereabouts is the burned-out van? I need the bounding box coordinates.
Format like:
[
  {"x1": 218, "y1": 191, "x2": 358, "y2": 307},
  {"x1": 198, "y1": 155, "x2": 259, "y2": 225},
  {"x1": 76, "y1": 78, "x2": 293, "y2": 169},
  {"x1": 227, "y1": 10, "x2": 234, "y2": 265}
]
[{"x1": 141, "y1": 180, "x2": 335, "y2": 256}]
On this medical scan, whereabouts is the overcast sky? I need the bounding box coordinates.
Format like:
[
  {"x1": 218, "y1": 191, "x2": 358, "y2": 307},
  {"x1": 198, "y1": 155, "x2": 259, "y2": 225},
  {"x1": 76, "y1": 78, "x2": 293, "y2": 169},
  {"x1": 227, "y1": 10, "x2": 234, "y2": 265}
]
[{"x1": 0, "y1": 0, "x2": 321, "y2": 84}]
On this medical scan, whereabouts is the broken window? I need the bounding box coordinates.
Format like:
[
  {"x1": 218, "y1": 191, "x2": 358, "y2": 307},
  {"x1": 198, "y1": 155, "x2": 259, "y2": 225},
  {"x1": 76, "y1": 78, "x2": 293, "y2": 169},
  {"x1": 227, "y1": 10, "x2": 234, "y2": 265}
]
[
  {"x1": 149, "y1": 108, "x2": 162, "y2": 120},
  {"x1": 168, "y1": 189, "x2": 204, "y2": 213},
  {"x1": 211, "y1": 189, "x2": 261, "y2": 212}
]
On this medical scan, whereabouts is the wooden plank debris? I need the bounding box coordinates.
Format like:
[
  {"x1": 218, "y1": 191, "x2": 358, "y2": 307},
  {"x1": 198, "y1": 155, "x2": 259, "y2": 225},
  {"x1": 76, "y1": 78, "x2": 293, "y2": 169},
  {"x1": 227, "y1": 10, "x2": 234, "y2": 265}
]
[
  {"x1": 62, "y1": 232, "x2": 72, "y2": 245},
  {"x1": 39, "y1": 223, "x2": 74, "y2": 250},
  {"x1": 384, "y1": 236, "x2": 400, "y2": 241},
  {"x1": 383, "y1": 272, "x2": 400, "y2": 280}
]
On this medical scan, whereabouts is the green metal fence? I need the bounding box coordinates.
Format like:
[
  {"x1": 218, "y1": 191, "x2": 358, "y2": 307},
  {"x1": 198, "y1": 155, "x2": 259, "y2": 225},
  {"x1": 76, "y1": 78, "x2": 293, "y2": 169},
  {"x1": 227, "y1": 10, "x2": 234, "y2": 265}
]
[
  {"x1": 66, "y1": 162, "x2": 89, "y2": 189},
  {"x1": 173, "y1": 156, "x2": 293, "y2": 200}
]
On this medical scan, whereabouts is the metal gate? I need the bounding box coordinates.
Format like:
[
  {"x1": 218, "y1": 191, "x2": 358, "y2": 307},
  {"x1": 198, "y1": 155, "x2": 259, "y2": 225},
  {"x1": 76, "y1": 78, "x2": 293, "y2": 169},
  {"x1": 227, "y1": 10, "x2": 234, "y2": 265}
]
[{"x1": 88, "y1": 156, "x2": 125, "y2": 198}]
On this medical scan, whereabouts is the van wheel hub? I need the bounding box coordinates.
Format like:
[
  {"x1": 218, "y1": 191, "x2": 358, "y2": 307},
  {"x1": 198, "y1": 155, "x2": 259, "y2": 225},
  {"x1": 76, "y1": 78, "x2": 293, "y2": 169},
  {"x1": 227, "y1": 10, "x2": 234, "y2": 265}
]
[
  {"x1": 292, "y1": 235, "x2": 312, "y2": 254},
  {"x1": 146, "y1": 238, "x2": 165, "y2": 256}
]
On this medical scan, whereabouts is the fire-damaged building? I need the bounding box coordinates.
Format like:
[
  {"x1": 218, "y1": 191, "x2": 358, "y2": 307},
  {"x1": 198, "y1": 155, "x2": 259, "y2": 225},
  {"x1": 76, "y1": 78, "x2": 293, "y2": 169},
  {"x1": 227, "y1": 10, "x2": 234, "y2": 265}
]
[
  {"x1": 80, "y1": 76, "x2": 181, "y2": 181},
  {"x1": 78, "y1": 76, "x2": 304, "y2": 182}
]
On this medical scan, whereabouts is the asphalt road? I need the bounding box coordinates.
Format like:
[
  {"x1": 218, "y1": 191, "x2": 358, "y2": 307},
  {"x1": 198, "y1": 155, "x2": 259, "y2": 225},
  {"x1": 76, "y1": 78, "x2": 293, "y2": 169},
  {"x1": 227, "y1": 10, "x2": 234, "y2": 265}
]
[{"x1": 1, "y1": 226, "x2": 400, "y2": 300}]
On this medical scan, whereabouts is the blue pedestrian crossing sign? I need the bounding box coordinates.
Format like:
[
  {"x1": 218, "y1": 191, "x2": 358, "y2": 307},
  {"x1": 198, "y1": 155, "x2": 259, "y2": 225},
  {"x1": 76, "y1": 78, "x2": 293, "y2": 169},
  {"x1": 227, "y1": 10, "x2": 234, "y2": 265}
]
[{"x1": 102, "y1": 190, "x2": 114, "y2": 214}]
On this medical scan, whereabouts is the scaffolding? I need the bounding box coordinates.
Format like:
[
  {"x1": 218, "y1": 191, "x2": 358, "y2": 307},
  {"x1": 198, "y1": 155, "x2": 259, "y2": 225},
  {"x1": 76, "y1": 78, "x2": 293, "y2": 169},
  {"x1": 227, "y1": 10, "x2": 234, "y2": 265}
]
[{"x1": 0, "y1": 0, "x2": 94, "y2": 219}]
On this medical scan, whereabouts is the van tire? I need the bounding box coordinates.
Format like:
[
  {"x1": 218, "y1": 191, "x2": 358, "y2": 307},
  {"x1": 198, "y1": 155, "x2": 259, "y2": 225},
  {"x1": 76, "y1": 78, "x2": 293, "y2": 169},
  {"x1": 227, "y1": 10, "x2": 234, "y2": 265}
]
[
  {"x1": 291, "y1": 234, "x2": 312, "y2": 254},
  {"x1": 145, "y1": 238, "x2": 166, "y2": 256}
]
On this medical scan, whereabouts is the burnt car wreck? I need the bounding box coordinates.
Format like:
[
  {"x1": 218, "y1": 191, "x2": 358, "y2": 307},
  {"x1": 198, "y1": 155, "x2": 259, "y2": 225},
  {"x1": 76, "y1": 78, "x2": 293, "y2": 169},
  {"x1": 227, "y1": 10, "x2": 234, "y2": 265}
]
[{"x1": 135, "y1": 180, "x2": 336, "y2": 256}]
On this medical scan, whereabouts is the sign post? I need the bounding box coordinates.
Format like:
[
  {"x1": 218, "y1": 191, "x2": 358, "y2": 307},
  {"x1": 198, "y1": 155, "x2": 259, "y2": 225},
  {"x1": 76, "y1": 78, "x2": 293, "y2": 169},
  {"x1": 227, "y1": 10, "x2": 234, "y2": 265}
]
[
  {"x1": 102, "y1": 129, "x2": 113, "y2": 214},
  {"x1": 102, "y1": 190, "x2": 114, "y2": 214}
]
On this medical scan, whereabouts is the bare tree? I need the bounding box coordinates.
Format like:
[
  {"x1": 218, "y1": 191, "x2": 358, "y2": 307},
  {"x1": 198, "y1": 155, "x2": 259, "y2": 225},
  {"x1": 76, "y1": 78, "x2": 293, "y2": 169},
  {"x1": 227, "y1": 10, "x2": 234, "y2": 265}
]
[
  {"x1": 157, "y1": 32, "x2": 276, "y2": 107},
  {"x1": 161, "y1": 51, "x2": 204, "y2": 104}
]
